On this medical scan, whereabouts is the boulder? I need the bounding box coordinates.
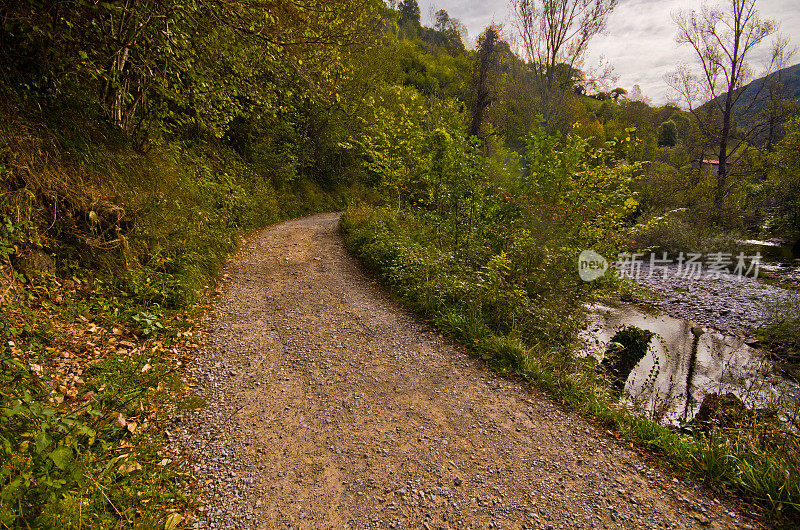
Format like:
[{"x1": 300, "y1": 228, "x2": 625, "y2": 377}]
[
  {"x1": 694, "y1": 392, "x2": 746, "y2": 426},
  {"x1": 694, "y1": 392, "x2": 779, "y2": 431}
]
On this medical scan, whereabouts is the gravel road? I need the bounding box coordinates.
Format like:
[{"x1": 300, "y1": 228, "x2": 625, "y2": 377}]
[{"x1": 174, "y1": 213, "x2": 759, "y2": 529}]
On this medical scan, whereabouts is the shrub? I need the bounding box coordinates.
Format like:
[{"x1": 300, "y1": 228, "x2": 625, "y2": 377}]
[{"x1": 627, "y1": 210, "x2": 747, "y2": 255}]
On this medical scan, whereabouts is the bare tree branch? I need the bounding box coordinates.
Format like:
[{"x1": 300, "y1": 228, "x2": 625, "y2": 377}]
[
  {"x1": 668, "y1": 0, "x2": 778, "y2": 221},
  {"x1": 512, "y1": 0, "x2": 617, "y2": 130}
]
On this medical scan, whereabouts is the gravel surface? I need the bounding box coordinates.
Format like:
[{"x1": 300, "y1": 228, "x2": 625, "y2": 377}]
[
  {"x1": 631, "y1": 265, "x2": 793, "y2": 335},
  {"x1": 173, "y1": 213, "x2": 759, "y2": 529}
]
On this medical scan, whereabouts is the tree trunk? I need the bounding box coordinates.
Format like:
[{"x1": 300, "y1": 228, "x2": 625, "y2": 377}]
[
  {"x1": 715, "y1": 133, "x2": 729, "y2": 220},
  {"x1": 715, "y1": 60, "x2": 737, "y2": 223}
]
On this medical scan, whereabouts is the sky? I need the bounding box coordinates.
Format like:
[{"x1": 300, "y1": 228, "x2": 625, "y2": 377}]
[{"x1": 416, "y1": 0, "x2": 800, "y2": 105}]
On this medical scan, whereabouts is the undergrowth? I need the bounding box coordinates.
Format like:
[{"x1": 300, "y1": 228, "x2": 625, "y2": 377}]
[
  {"x1": 0, "y1": 104, "x2": 348, "y2": 527},
  {"x1": 758, "y1": 294, "x2": 800, "y2": 369}
]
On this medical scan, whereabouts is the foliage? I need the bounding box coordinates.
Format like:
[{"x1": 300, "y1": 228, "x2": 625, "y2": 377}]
[
  {"x1": 764, "y1": 116, "x2": 800, "y2": 236},
  {"x1": 469, "y1": 25, "x2": 502, "y2": 138},
  {"x1": 669, "y1": 0, "x2": 778, "y2": 218},
  {"x1": 0, "y1": 271, "x2": 193, "y2": 527},
  {"x1": 2, "y1": 0, "x2": 799, "y2": 524},
  {"x1": 343, "y1": 96, "x2": 800, "y2": 521},
  {"x1": 757, "y1": 293, "x2": 800, "y2": 375},
  {"x1": 344, "y1": 122, "x2": 636, "y2": 355},
  {"x1": 519, "y1": 123, "x2": 640, "y2": 250},
  {"x1": 511, "y1": 0, "x2": 619, "y2": 131},
  {"x1": 0, "y1": 0, "x2": 383, "y2": 143},
  {"x1": 626, "y1": 210, "x2": 747, "y2": 255},
  {"x1": 657, "y1": 120, "x2": 678, "y2": 147},
  {"x1": 0, "y1": 105, "x2": 350, "y2": 525},
  {"x1": 0, "y1": 1, "x2": 377, "y2": 524}
]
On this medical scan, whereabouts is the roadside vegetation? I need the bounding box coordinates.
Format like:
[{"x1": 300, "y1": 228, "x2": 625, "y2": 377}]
[
  {"x1": 0, "y1": 113, "x2": 346, "y2": 525},
  {"x1": 341, "y1": 0, "x2": 800, "y2": 524},
  {"x1": 0, "y1": 0, "x2": 377, "y2": 526}
]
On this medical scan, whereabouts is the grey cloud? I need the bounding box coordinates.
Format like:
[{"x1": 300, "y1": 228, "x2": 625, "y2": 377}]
[{"x1": 418, "y1": 0, "x2": 800, "y2": 104}]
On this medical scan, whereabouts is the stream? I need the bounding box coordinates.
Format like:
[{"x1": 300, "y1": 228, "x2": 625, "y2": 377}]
[{"x1": 581, "y1": 302, "x2": 800, "y2": 427}]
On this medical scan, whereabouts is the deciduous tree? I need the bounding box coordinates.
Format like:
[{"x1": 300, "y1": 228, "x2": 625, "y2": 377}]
[
  {"x1": 469, "y1": 25, "x2": 502, "y2": 139},
  {"x1": 669, "y1": 0, "x2": 778, "y2": 220},
  {"x1": 512, "y1": 0, "x2": 617, "y2": 130}
]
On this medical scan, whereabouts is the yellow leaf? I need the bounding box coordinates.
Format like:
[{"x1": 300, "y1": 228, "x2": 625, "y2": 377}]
[{"x1": 165, "y1": 513, "x2": 183, "y2": 530}]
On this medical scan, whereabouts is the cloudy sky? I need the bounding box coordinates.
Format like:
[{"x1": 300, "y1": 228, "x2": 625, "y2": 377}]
[{"x1": 416, "y1": 0, "x2": 800, "y2": 104}]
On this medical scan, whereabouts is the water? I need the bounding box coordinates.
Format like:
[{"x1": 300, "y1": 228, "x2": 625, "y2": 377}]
[
  {"x1": 741, "y1": 240, "x2": 798, "y2": 263},
  {"x1": 581, "y1": 303, "x2": 800, "y2": 426}
]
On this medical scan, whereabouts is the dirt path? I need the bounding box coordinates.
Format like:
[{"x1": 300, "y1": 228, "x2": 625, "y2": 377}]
[{"x1": 174, "y1": 213, "x2": 757, "y2": 529}]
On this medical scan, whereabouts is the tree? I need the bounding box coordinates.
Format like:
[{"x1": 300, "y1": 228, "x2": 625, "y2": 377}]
[
  {"x1": 433, "y1": 9, "x2": 468, "y2": 53},
  {"x1": 766, "y1": 116, "x2": 800, "y2": 241},
  {"x1": 469, "y1": 25, "x2": 502, "y2": 139},
  {"x1": 0, "y1": 0, "x2": 383, "y2": 145},
  {"x1": 398, "y1": 0, "x2": 421, "y2": 29},
  {"x1": 611, "y1": 87, "x2": 627, "y2": 101},
  {"x1": 628, "y1": 84, "x2": 649, "y2": 103},
  {"x1": 657, "y1": 120, "x2": 678, "y2": 147},
  {"x1": 512, "y1": 0, "x2": 618, "y2": 130},
  {"x1": 669, "y1": 0, "x2": 777, "y2": 220},
  {"x1": 761, "y1": 35, "x2": 798, "y2": 152},
  {"x1": 435, "y1": 9, "x2": 451, "y2": 32}
]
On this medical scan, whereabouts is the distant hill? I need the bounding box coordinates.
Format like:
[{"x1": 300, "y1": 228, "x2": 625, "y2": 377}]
[
  {"x1": 735, "y1": 62, "x2": 800, "y2": 110},
  {"x1": 705, "y1": 62, "x2": 800, "y2": 115},
  {"x1": 700, "y1": 62, "x2": 800, "y2": 146}
]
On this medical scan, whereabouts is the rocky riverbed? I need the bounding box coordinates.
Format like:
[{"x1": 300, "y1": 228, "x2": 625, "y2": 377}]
[{"x1": 628, "y1": 264, "x2": 796, "y2": 335}]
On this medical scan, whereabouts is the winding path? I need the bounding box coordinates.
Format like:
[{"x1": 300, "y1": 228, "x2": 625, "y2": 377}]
[{"x1": 175, "y1": 213, "x2": 756, "y2": 529}]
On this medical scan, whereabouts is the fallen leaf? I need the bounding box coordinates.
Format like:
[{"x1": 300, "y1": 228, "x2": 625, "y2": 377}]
[
  {"x1": 118, "y1": 461, "x2": 142, "y2": 474},
  {"x1": 164, "y1": 513, "x2": 183, "y2": 530}
]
